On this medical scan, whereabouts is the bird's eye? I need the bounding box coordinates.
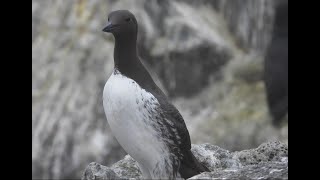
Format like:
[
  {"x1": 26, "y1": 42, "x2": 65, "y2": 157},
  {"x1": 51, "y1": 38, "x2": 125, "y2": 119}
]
[{"x1": 125, "y1": 17, "x2": 131, "y2": 22}]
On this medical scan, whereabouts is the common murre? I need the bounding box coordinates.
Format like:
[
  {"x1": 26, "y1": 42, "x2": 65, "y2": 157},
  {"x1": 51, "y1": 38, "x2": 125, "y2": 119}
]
[{"x1": 102, "y1": 10, "x2": 208, "y2": 179}]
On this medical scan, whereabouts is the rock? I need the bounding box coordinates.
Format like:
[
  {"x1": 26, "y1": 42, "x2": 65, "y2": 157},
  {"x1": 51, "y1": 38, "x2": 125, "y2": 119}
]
[
  {"x1": 233, "y1": 140, "x2": 288, "y2": 165},
  {"x1": 190, "y1": 162, "x2": 288, "y2": 179},
  {"x1": 190, "y1": 143, "x2": 237, "y2": 171},
  {"x1": 111, "y1": 155, "x2": 142, "y2": 179},
  {"x1": 82, "y1": 162, "x2": 119, "y2": 180},
  {"x1": 82, "y1": 141, "x2": 288, "y2": 179}
]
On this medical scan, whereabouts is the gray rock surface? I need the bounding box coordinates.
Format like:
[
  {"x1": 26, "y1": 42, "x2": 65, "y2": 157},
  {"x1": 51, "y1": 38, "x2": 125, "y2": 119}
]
[
  {"x1": 82, "y1": 141, "x2": 288, "y2": 179},
  {"x1": 32, "y1": 0, "x2": 287, "y2": 179},
  {"x1": 82, "y1": 162, "x2": 120, "y2": 180}
]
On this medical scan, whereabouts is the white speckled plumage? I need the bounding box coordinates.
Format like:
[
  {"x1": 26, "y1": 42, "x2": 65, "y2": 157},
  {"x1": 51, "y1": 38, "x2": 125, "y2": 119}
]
[{"x1": 103, "y1": 69, "x2": 179, "y2": 179}]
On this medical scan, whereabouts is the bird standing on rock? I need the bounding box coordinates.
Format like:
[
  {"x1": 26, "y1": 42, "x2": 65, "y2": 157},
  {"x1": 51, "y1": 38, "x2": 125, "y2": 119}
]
[{"x1": 102, "y1": 10, "x2": 208, "y2": 179}]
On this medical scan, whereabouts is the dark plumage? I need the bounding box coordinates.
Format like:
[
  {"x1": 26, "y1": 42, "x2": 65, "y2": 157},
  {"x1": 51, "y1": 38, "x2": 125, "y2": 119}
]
[{"x1": 102, "y1": 10, "x2": 208, "y2": 179}]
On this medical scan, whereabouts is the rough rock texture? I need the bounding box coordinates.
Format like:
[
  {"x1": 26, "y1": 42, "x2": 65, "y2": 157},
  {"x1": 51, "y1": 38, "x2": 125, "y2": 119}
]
[
  {"x1": 82, "y1": 141, "x2": 288, "y2": 179},
  {"x1": 32, "y1": 0, "x2": 287, "y2": 179},
  {"x1": 82, "y1": 162, "x2": 120, "y2": 180}
]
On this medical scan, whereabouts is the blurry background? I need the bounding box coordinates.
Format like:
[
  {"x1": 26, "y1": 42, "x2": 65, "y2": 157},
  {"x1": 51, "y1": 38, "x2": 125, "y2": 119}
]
[{"x1": 32, "y1": 0, "x2": 288, "y2": 179}]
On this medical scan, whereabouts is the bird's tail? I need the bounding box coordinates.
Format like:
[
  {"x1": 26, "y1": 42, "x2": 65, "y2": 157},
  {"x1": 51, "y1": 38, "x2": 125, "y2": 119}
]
[{"x1": 179, "y1": 150, "x2": 209, "y2": 179}]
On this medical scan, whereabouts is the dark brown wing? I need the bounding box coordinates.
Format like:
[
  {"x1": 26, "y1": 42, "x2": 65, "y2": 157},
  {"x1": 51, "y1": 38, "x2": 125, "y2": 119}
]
[{"x1": 160, "y1": 102, "x2": 191, "y2": 151}]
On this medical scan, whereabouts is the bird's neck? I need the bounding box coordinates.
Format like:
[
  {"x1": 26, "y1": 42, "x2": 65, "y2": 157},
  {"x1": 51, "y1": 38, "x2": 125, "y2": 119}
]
[{"x1": 113, "y1": 35, "x2": 140, "y2": 71}]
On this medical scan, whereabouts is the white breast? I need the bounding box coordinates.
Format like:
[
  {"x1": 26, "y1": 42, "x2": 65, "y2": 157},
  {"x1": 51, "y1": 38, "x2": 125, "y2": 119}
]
[{"x1": 103, "y1": 70, "x2": 172, "y2": 177}]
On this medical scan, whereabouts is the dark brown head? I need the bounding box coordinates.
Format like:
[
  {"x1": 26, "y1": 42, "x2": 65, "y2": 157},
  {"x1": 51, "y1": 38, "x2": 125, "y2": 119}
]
[{"x1": 102, "y1": 10, "x2": 138, "y2": 38}]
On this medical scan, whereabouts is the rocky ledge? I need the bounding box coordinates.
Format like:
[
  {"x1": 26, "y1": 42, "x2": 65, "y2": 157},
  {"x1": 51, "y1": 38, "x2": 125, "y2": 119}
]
[{"x1": 82, "y1": 141, "x2": 288, "y2": 179}]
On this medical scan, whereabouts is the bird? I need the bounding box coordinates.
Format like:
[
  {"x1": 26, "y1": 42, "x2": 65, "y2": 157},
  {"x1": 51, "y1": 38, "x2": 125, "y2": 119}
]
[{"x1": 102, "y1": 10, "x2": 208, "y2": 179}]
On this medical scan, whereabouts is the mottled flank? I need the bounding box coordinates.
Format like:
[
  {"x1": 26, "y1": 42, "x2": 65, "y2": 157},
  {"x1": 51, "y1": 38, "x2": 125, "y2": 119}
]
[
  {"x1": 103, "y1": 69, "x2": 181, "y2": 178},
  {"x1": 82, "y1": 141, "x2": 288, "y2": 179}
]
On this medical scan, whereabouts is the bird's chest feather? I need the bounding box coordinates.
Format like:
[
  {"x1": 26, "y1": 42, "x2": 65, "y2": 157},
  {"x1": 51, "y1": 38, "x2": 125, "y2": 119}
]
[
  {"x1": 103, "y1": 71, "x2": 159, "y2": 125},
  {"x1": 103, "y1": 70, "x2": 169, "y2": 166}
]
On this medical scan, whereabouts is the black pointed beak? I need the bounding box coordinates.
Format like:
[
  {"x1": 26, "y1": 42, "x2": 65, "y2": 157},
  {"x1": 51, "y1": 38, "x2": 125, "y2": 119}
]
[{"x1": 102, "y1": 22, "x2": 113, "y2": 32}]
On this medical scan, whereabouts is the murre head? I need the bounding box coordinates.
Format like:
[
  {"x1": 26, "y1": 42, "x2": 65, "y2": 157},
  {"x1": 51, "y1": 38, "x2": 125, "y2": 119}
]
[{"x1": 102, "y1": 10, "x2": 138, "y2": 37}]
